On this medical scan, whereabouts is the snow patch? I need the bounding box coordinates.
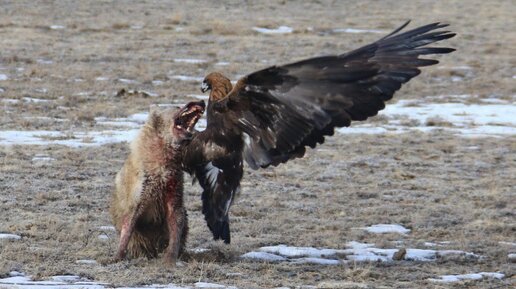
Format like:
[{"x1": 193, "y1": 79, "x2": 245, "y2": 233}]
[
  {"x1": 0, "y1": 74, "x2": 8, "y2": 80},
  {"x1": 6, "y1": 96, "x2": 512, "y2": 148},
  {"x1": 385, "y1": 100, "x2": 515, "y2": 126},
  {"x1": 438, "y1": 250, "x2": 480, "y2": 258},
  {"x1": 347, "y1": 241, "x2": 375, "y2": 250},
  {"x1": 157, "y1": 103, "x2": 178, "y2": 108},
  {"x1": 241, "y1": 251, "x2": 287, "y2": 262},
  {"x1": 427, "y1": 94, "x2": 474, "y2": 100},
  {"x1": 252, "y1": 26, "x2": 293, "y2": 34},
  {"x1": 428, "y1": 272, "x2": 505, "y2": 283},
  {"x1": 22, "y1": 97, "x2": 51, "y2": 103},
  {"x1": 95, "y1": 111, "x2": 206, "y2": 132},
  {"x1": 34, "y1": 88, "x2": 48, "y2": 94},
  {"x1": 291, "y1": 257, "x2": 341, "y2": 265},
  {"x1": 169, "y1": 75, "x2": 204, "y2": 82},
  {"x1": 437, "y1": 65, "x2": 473, "y2": 70},
  {"x1": 196, "y1": 118, "x2": 207, "y2": 131},
  {"x1": 98, "y1": 226, "x2": 116, "y2": 231},
  {"x1": 144, "y1": 90, "x2": 159, "y2": 97},
  {"x1": 0, "y1": 130, "x2": 139, "y2": 147},
  {"x1": 128, "y1": 112, "x2": 151, "y2": 123},
  {"x1": 76, "y1": 259, "x2": 98, "y2": 265},
  {"x1": 338, "y1": 98, "x2": 516, "y2": 137},
  {"x1": 259, "y1": 244, "x2": 338, "y2": 258},
  {"x1": 1, "y1": 98, "x2": 19, "y2": 104},
  {"x1": 0, "y1": 233, "x2": 21, "y2": 240},
  {"x1": 189, "y1": 248, "x2": 210, "y2": 254},
  {"x1": 98, "y1": 234, "x2": 109, "y2": 240},
  {"x1": 32, "y1": 154, "x2": 56, "y2": 162},
  {"x1": 363, "y1": 224, "x2": 411, "y2": 234},
  {"x1": 0, "y1": 273, "x2": 237, "y2": 289},
  {"x1": 187, "y1": 94, "x2": 208, "y2": 100},
  {"x1": 424, "y1": 241, "x2": 451, "y2": 247},
  {"x1": 195, "y1": 282, "x2": 237, "y2": 289},
  {"x1": 95, "y1": 120, "x2": 141, "y2": 128},
  {"x1": 118, "y1": 78, "x2": 137, "y2": 84},
  {"x1": 173, "y1": 58, "x2": 207, "y2": 64},
  {"x1": 332, "y1": 28, "x2": 385, "y2": 34},
  {"x1": 49, "y1": 25, "x2": 65, "y2": 30},
  {"x1": 37, "y1": 59, "x2": 53, "y2": 65},
  {"x1": 404, "y1": 249, "x2": 439, "y2": 261},
  {"x1": 51, "y1": 276, "x2": 81, "y2": 282},
  {"x1": 338, "y1": 126, "x2": 390, "y2": 135},
  {"x1": 480, "y1": 98, "x2": 510, "y2": 104},
  {"x1": 241, "y1": 242, "x2": 480, "y2": 265},
  {"x1": 0, "y1": 274, "x2": 108, "y2": 289}
]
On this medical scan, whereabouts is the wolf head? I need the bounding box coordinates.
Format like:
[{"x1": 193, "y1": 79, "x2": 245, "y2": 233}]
[{"x1": 147, "y1": 100, "x2": 205, "y2": 148}]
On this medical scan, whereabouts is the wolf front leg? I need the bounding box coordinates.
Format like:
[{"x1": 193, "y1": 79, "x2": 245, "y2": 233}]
[
  {"x1": 115, "y1": 203, "x2": 144, "y2": 261},
  {"x1": 163, "y1": 202, "x2": 187, "y2": 265}
]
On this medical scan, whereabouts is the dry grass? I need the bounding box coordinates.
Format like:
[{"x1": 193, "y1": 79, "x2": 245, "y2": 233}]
[{"x1": 1, "y1": 0, "x2": 515, "y2": 288}]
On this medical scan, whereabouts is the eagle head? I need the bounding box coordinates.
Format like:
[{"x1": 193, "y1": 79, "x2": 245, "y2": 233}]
[{"x1": 201, "y1": 72, "x2": 233, "y2": 101}]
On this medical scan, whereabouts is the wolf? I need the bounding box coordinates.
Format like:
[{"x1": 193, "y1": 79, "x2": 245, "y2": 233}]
[{"x1": 110, "y1": 101, "x2": 205, "y2": 264}]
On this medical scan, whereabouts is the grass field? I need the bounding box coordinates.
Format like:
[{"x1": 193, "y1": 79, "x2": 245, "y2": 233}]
[{"x1": 0, "y1": 1, "x2": 515, "y2": 288}]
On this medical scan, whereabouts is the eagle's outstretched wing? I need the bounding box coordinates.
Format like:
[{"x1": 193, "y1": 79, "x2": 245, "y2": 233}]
[{"x1": 215, "y1": 21, "x2": 455, "y2": 169}]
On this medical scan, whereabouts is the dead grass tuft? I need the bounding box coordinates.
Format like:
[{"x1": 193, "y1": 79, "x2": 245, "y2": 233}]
[
  {"x1": 426, "y1": 117, "x2": 454, "y2": 127},
  {"x1": 166, "y1": 13, "x2": 184, "y2": 25},
  {"x1": 111, "y1": 23, "x2": 130, "y2": 30}
]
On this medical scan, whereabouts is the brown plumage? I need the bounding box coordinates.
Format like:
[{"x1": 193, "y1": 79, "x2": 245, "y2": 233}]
[
  {"x1": 182, "y1": 21, "x2": 456, "y2": 244},
  {"x1": 111, "y1": 101, "x2": 204, "y2": 263},
  {"x1": 203, "y1": 72, "x2": 234, "y2": 101}
]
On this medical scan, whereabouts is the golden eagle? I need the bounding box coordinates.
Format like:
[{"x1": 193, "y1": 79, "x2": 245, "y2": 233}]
[{"x1": 182, "y1": 21, "x2": 456, "y2": 243}]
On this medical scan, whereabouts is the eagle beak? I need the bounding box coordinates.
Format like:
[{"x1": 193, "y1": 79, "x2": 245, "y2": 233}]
[{"x1": 201, "y1": 82, "x2": 209, "y2": 93}]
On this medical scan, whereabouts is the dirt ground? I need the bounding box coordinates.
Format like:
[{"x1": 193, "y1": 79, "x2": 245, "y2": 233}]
[{"x1": 0, "y1": 0, "x2": 515, "y2": 288}]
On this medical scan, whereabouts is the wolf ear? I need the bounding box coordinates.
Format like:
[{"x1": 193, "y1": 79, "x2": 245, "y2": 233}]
[{"x1": 148, "y1": 106, "x2": 163, "y2": 131}]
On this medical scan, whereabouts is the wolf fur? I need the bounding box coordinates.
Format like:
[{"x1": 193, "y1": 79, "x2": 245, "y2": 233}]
[{"x1": 110, "y1": 107, "x2": 191, "y2": 263}]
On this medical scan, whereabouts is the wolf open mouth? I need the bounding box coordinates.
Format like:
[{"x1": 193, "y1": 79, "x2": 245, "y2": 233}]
[{"x1": 174, "y1": 100, "x2": 205, "y2": 134}]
